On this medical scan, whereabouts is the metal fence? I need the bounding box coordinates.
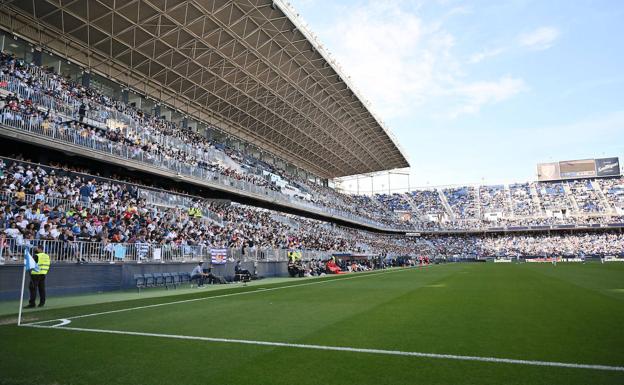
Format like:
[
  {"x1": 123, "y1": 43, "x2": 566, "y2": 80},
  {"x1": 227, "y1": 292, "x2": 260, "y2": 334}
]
[
  {"x1": 0, "y1": 73, "x2": 392, "y2": 230},
  {"x1": 0, "y1": 191, "x2": 92, "y2": 211},
  {"x1": 137, "y1": 188, "x2": 223, "y2": 225},
  {"x1": 0, "y1": 238, "x2": 209, "y2": 264},
  {"x1": 0, "y1": 238, "x2": 338, "y2": 265}
]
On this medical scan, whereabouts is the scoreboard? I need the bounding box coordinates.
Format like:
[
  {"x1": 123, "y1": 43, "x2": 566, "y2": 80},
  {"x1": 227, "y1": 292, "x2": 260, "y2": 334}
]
[{"x1": 537, "y1": 157, "x2": 620, "y2": 181}]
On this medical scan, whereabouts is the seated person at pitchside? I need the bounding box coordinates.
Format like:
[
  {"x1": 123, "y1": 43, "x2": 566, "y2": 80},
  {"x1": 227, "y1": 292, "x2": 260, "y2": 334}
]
[
  {"x1": 287, "y1": 253, "x2": 305, "y2": 277},
  {"x1": 234, "y1": 260, "x2": 252, "y2": 279},
  {"x1": 190, "y1": 261, "x2": 214, "y2": 287}
]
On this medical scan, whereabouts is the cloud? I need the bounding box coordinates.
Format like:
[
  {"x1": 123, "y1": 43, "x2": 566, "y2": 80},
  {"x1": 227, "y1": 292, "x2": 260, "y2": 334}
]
[
  {"x1": 448, "y1": 76, "x2": 528, "y2": 117},
  {"x1": 519, "y1": 26, "x2": 560, "y2": 50},
  {"x1": 319, "y1": 1, "x2": 450, "y2": 118},
  {"x1": 311, "y1": 1, "x2": 526, "y2": 120},
  {"x1": 468, "y1": 47, "x2": 505, "y2": 64}
]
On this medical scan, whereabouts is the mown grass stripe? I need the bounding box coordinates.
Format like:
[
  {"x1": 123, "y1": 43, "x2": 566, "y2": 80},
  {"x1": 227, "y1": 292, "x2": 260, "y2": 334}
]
[
  {"x1": 24, "y1": 266, "x2": 425, "y2": 326},
  {"x1": 25, "y1": 324, "x2": 624, "y2": 372}
]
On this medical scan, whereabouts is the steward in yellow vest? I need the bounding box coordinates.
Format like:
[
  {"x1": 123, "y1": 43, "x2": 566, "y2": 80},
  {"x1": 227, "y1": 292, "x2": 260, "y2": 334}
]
[
  {"x1": 27, "y1": 246, "x2": 50, "y2": 308},
  {"x1": 188, "y1": 207, "x2": 203, "y2": 219}
]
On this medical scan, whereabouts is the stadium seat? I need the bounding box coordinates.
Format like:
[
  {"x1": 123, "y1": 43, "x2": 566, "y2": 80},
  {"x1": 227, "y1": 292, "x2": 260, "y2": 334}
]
[
  {"x1": 179, "y1": 272, "x2": 191, "y2": 286},
  {"x1": 134, "y1": 274, "x2": 146, "y2": 293},
  {"x1": 162, "y1": 273, "x2": 174, "y2": 289},
  {"x1": 143, "y1": 273, "x2": 155, "y2": 287},
  {"x1": 152, "y1": 273, "x2": 165, "y2": 287},
  {"x1": 169, "y1": 272, "x2": 180, "y2": 289}
]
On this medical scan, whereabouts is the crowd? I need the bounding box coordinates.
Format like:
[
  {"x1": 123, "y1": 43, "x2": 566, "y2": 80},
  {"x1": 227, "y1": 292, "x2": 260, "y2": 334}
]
[
  {"x1": 0, "y1": 51, "x2": 405, "y2": 227},
  {"x1": 367, "y1": 179, "x2": 624, "y2": 230},
  {"x1": 1, "y1": 50, "x2": 624, "y2": 234},
  {"x1": 479, "y1": 185, "x2": 507, "y2": 215},
  {"x1": 421, "y1": 233, "x2": 624, "y2": 258},
  {"x1": 569, "y1": 180, "x2": 603, "y2": 213},
  {"x1": 1, "y1": 156, "x2": 623, "y2": 266},
  {"x1": 444, "y1": 187, "x2": 479, "y2": 219},
  {"x1": 0, "y1": 157, "x2": 419, "y2": 264}
]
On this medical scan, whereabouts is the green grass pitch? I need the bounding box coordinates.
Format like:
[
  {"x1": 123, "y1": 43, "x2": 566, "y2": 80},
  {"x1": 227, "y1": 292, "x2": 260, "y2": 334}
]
[{"x1": 1, "y1": 262, "x2": 623, "y2": 385}]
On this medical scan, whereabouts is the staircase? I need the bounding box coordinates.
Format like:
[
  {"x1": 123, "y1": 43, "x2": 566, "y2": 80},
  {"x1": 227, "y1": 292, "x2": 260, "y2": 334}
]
[
  {"x1": 475, "y1": 186, "x2": 483, "y2": 220},
  {"x1": 504, "y1": 184, "x2": 515, "y2": 219},
  {"x1": 529, "y1": 183, "x2": 545, "y2": 216},
  {"x1": 562, "y1": 182, "x2": 580, "y2": 214},
  {"x1": 438, "y1": 189, "x2": 455, "y2": 220},
  {"x1": 404, "y1": 192, "x2": 420, "y2": 213},
  {"x1": 591, "y1": 179, "x2": 616, "y2": 214}
]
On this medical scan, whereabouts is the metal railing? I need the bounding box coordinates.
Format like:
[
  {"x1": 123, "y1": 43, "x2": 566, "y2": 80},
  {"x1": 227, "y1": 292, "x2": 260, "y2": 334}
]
[
  {"x1": 0, "y1": 107, "x2": 390, "y2": 229},
  {"x1": 0, "y1": 73, "x2": 394, "y2": 230},
  {"x1": 0, "y1": 238, "x2": 209, "y2": 264},
  {"x1": 0, "y1": 238, "x2": 340, "y2": 265},
  {"x1": 136, "y1": 188, "x2": 223, "y2": 225},
  {"x1": 0, "y1": 191, "x2": 94, "y2": 211}
]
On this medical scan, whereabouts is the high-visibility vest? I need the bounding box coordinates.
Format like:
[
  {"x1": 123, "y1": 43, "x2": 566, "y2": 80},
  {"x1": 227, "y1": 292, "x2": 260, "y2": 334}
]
[{"x1": 32, "y1": 253, "x2": 51, "y2": 275}]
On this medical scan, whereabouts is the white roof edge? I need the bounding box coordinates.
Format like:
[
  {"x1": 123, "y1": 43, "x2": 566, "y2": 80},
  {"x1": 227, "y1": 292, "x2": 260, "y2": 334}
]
[{"x1": 272, "y1": 0, "x2": 410, "y2": 166}]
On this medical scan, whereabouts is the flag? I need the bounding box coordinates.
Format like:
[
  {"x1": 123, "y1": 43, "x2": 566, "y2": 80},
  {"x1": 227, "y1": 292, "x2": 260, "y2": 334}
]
[
  {"x1": 24, "y1": 249, "x2": 40, "y2": 272},
  {"x1": 211, "y1": 248, "x2": 227, "y2": 265},
  {"x1": 113, "y1": 244, "x2": 127, "y2": 259}
]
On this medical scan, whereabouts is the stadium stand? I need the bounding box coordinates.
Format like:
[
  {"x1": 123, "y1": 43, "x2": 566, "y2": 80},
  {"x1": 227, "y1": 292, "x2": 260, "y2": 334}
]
[
  {"x1": 2, "y1": 48, "x2": 623, "y2": 235},
  {"x1": 0, "y1": 51, "x2": 413, "y2": 229},
  {"x1": 0, "y1": 156, "x2": 423, "y2": 264},
  {"x1": 0, "y1": 29, "x2": 623, "y2": 274},
  {"x1": 1, "y1": 154, "x2": 623, "y2": 268}
]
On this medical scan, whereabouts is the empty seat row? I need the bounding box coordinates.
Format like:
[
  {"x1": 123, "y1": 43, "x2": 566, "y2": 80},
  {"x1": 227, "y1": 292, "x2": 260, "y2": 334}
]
[{"x1": 133, "y1": 272, "x2": 191, "y2": 292}]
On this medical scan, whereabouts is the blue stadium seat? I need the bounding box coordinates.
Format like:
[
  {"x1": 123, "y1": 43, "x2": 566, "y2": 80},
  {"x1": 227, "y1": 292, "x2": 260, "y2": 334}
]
[
  {"x1": 179, "y1": 272, "x2": 191, "y2": 286},
  {"x1": 143, "y1": 273, "x2": 155, "y2": 287},
  {"x1": 169, "y1": 272, "x2": 180, "y2": 289},
  {"x1": 152, "y1": 273, "x2": 165, "y2": 287},
  {"x1": 134, "y1": 274, "x2": 146, "y2": 293},
  {"x1": 162, "y1": 273, "x2": 174, "y2": 289}
]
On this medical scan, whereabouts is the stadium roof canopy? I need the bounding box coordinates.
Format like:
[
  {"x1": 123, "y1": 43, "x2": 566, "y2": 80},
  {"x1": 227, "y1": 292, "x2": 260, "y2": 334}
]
[{"x1": 0, "y1": 0, "x2": 409, "y2": 178}]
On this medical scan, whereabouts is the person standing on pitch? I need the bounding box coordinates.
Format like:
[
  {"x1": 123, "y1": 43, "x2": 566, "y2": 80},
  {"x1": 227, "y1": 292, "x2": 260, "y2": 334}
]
[{"x1": 26, "y1": 246, "x2": 51, "y2": 308}]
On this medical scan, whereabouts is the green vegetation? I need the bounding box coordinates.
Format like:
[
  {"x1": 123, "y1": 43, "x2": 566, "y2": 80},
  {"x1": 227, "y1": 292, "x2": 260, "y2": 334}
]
[{"x1": 1, "y1": 263, "x2": 623, "y2": 385}]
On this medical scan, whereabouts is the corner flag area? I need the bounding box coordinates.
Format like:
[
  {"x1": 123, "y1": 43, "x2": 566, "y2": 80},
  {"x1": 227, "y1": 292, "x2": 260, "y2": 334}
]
[{"x1": 2, "y1": 263, "x2": 623, "y2": 385}]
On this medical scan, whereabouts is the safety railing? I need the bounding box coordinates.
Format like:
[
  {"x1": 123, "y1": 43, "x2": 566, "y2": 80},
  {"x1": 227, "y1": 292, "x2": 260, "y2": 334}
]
[
  {"x1": 0, "y1": 191, "x2": 94, "y2": 212},
  {"x1": 0, "y1": 73, "x2": 396, "y2": 229},
  {"x1": 0, "y1": 238, "x2": 209, "y2": 264},
  {"x1": 0, "y1": 238, "x2": 342, "y2": 265},
  {"x1": 0, "y1": 107, "x2": 391, "y2": 229},
  {"x1": 137, "y1": 190, "x2": 224, "y2": 226}
]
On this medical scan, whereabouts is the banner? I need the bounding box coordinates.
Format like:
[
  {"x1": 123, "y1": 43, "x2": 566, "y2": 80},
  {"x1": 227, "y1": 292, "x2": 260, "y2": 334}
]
[
  {"x1": 211, "y1": 248, "x2": 228, "y2": 264},
  {"x1": 537, "y1": 162, "x2": 560, "y2": 181},
  {"x1": 526, "y1": 257, "x2": 561, "y2": 263},
  {"x1": 559, "y1": 159, "x2": 596, "y2": 178},
  {"x1": 113, "y1": 244, "x2": 126, "y2": 259},
  {"x1": 595, "y1": 157, "x2": 620, "y2": 177},
  {"x1": 537, "y1": 157, "x2": 620, "y2": 181}
]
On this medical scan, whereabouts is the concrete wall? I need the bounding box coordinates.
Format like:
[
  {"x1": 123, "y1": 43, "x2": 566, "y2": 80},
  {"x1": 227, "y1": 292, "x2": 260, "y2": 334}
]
[{"x1": 0, "y1": 261, "x2": 288, "y2": 301}]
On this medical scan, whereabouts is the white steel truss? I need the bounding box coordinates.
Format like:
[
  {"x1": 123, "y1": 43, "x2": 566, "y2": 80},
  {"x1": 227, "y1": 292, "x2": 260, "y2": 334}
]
[{"x1": 0, "y1": 0, "x2": 410, "y2": 178}]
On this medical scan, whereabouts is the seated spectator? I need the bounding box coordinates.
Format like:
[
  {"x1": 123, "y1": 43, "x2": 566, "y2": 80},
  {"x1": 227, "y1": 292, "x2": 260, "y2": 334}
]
[
  {"x1": 234, "y1": 260, "x2": 252, "y2": 279},
  {"x1": 190, "y1": 261, "x2": 211, "y2": 287}
]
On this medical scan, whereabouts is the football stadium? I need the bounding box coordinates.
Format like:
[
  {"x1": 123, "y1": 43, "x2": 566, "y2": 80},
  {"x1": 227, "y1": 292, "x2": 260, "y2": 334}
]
[{"x1": 0, "y1": 1, "x2": 623, "y2": 384}]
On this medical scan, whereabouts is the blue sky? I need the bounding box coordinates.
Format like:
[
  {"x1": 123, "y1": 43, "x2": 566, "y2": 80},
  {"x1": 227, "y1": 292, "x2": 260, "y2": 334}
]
[{"x1": 288, "y1": 0, "x2": 624, "y2": 191}]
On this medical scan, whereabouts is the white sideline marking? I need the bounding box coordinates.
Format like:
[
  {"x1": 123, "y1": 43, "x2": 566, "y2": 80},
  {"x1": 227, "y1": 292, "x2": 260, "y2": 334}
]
[
  {"x1": 25, "y1": 267, "x2": 421, "y2": 326},
  {"x1": 24, "y1": 324, "x2": 624, "y2": 372}
]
